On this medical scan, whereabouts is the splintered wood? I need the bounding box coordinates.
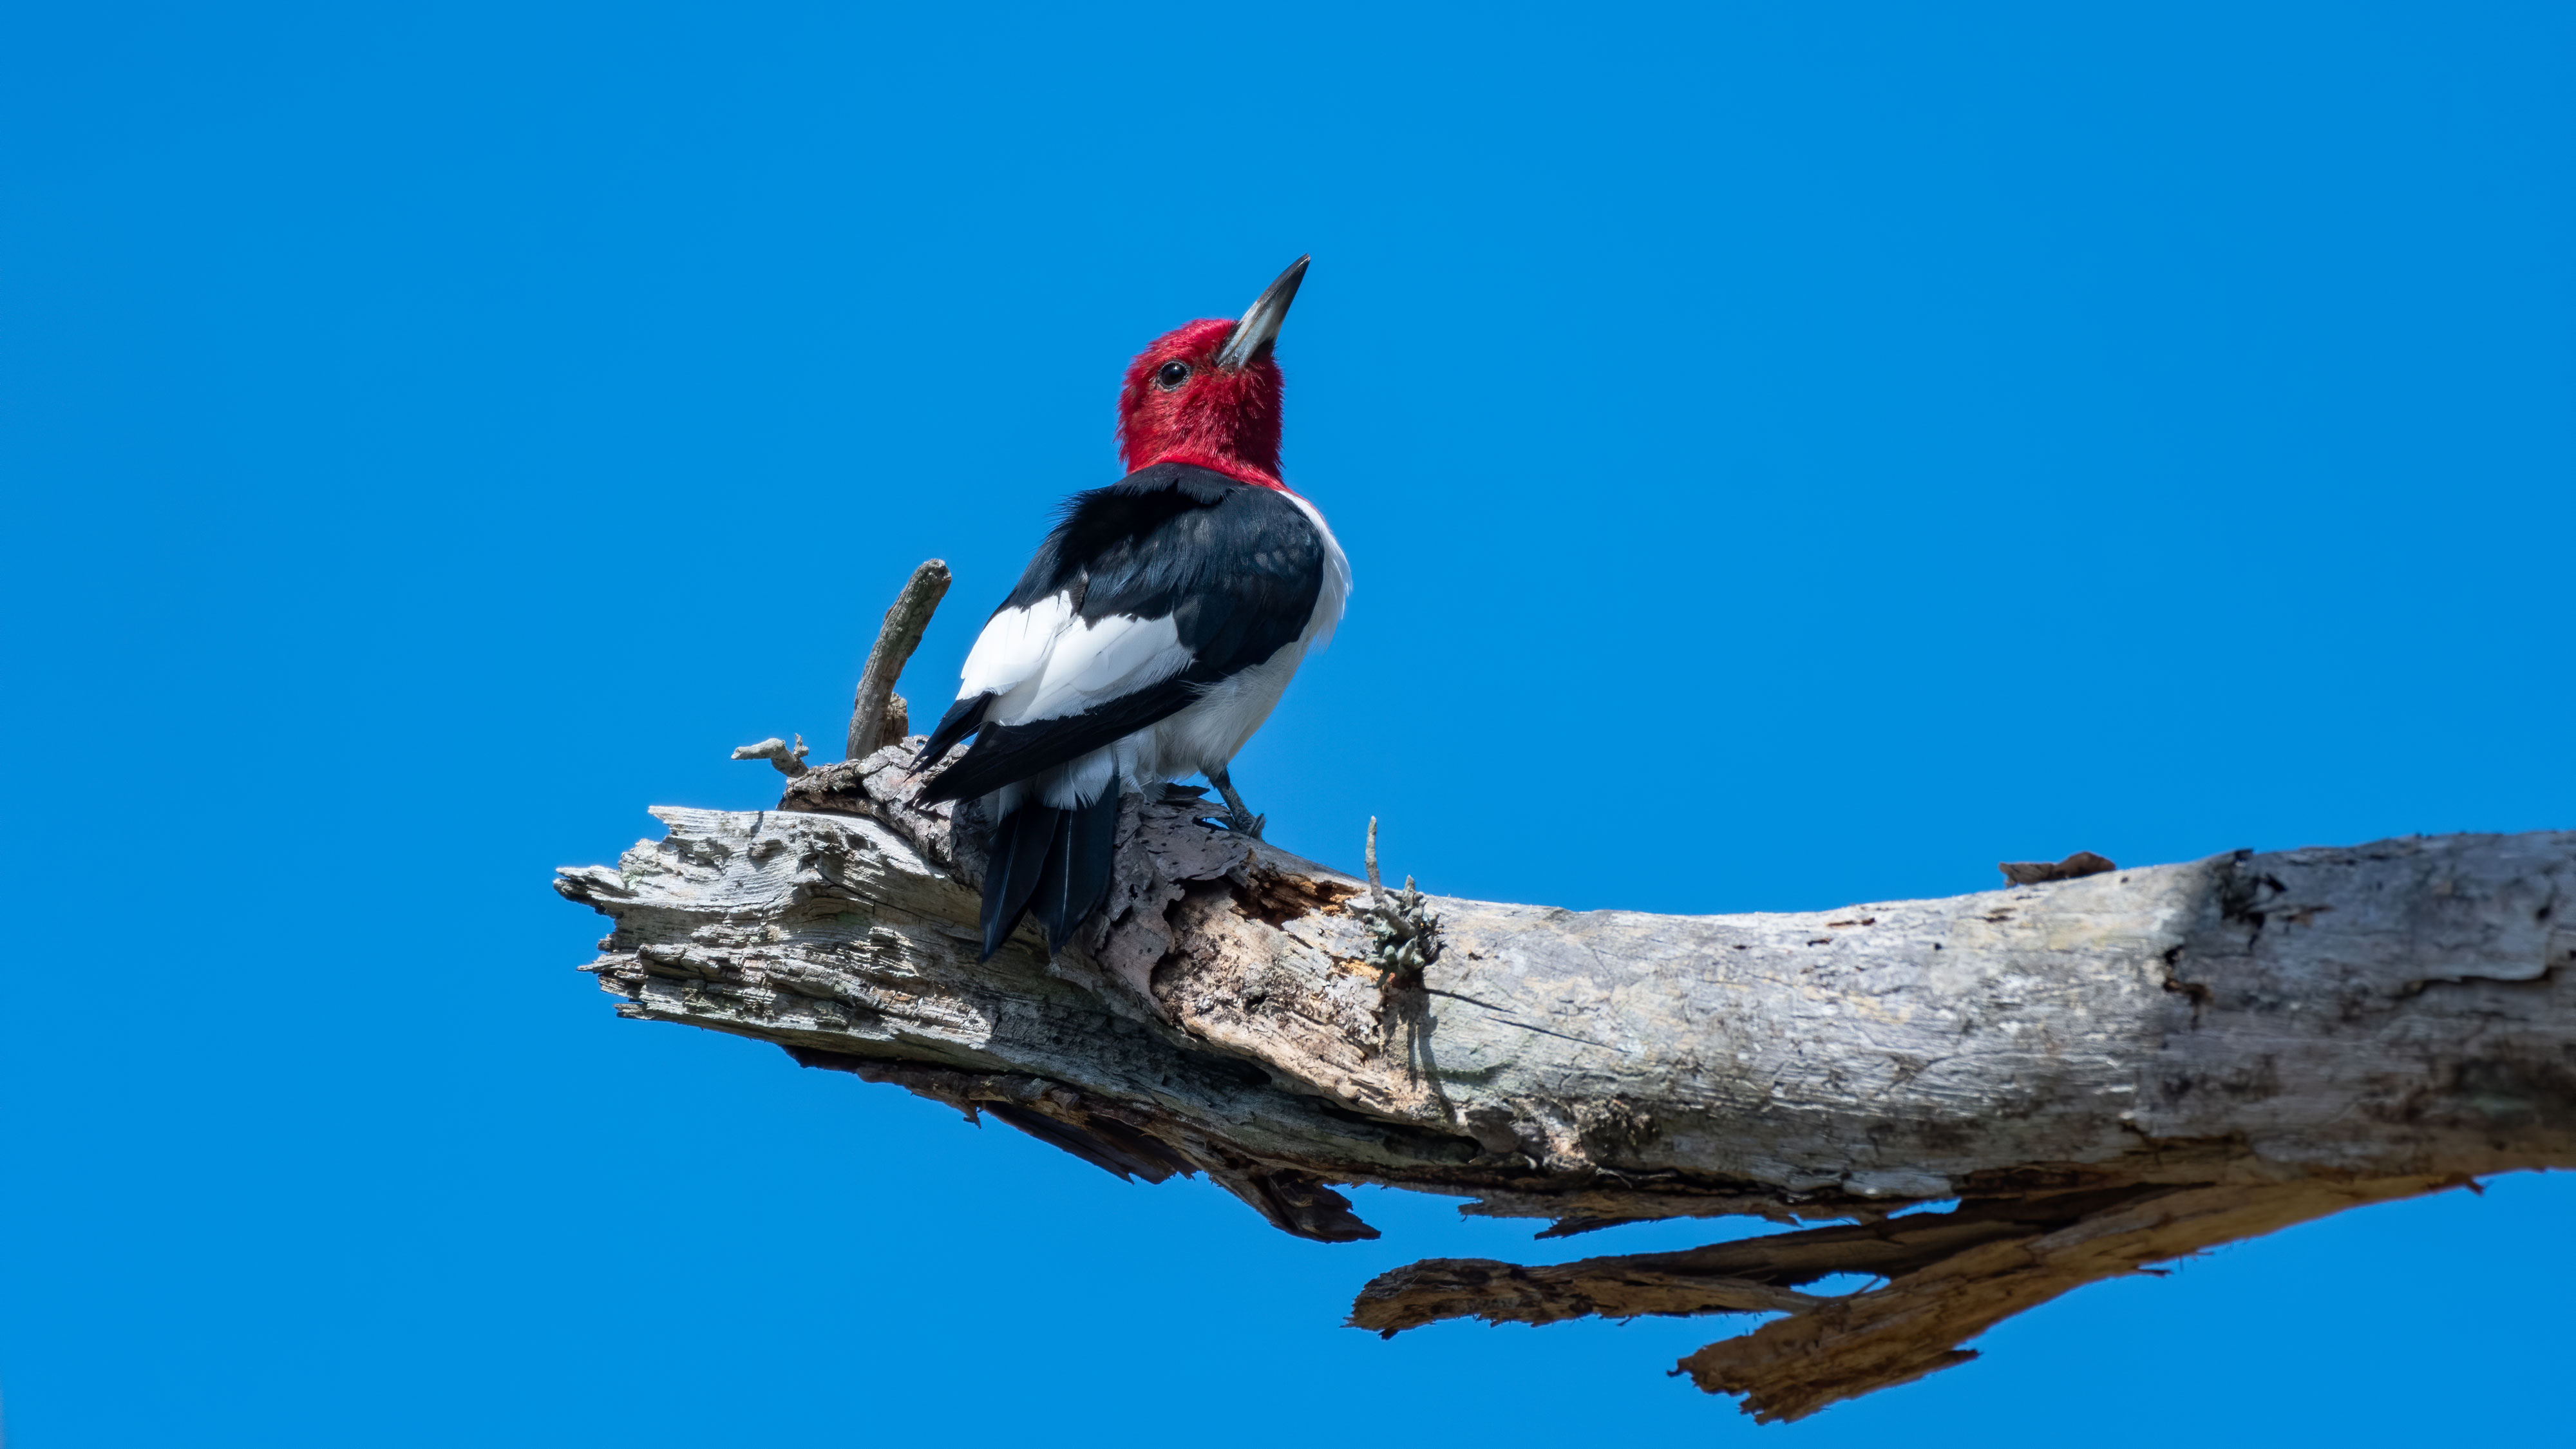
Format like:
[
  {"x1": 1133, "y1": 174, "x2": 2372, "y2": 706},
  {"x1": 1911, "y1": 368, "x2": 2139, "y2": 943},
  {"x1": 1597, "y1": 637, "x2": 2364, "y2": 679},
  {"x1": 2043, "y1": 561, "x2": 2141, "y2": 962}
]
[{"x1": 558, "y1": 757, "x2": 2576, "y2": 1420}]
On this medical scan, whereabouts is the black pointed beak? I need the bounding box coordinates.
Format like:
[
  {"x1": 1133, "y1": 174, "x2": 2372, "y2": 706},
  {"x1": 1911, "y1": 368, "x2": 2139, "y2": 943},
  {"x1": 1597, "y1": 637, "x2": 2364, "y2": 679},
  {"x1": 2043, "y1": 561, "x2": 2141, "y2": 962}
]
[{"x1": 1213, "y1": 256, "x2": 1310, "y2": 372}]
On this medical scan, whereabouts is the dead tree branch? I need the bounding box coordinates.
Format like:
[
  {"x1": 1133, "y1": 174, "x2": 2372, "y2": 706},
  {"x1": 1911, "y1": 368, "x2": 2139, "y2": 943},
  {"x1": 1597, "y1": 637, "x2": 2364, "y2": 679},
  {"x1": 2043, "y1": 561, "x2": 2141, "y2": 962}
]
[
  {"x1": 845, "y1": 558, "x2": 950, "y2": 759},
  {"x1": 556, "y1": 751, "x2": 2575, "y2": 1419},
  {"x1": 728, "y1": 735, "x2": 809, "y2": 776}
]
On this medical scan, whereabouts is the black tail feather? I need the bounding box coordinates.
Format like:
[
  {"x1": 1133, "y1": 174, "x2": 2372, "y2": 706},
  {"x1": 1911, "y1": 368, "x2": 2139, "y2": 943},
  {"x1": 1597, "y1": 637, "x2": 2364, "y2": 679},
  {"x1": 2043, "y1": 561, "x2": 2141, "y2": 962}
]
[
  {"x1": 980, "y1": 800, "x2": 1060, "y2": 959},
  {"x1": 916, "y1": 691, "x2": 993, "y2": 770},
  {"x1": 1028, "y1": 807, "x2": 1079, "y2": 951},
  {"x1": 1038, "y1": 785, "x2": 1122, "y2": 954},
  {"x1": 978, "y1": 784, "x2": 1124, "y2": 960}
]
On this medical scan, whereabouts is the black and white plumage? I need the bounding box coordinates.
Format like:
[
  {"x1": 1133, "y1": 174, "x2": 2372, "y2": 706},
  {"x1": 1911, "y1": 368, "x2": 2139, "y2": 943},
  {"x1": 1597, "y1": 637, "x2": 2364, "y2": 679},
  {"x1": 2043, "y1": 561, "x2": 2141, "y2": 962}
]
[{"x1": 918, "y1": 461, "x2": 1349, "y2": 959}]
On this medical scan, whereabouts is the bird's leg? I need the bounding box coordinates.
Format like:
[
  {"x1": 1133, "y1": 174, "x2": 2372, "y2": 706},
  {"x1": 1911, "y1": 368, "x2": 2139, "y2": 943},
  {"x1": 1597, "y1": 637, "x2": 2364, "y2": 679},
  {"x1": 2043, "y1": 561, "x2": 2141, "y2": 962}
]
[{"x1": 1206, "y1": 766, "x2": 1265, "y2": 839}]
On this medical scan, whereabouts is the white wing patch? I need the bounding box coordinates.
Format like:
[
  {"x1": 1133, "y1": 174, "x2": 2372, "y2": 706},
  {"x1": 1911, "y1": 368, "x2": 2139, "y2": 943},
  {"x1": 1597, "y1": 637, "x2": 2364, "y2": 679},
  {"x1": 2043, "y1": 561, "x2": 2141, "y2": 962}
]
[
  {"x1": 1016, "y1": 611, "x2": 1190, "y2": 722},
  {"x1": 945, "y1": 490, "x2": 1345, "y2": 804},
  {"x1": 958, "y1": 592, "x2": 1074, "y2": 699},
  {"x1": 956, "y1": 591, "x2": 1193, "y2": 728}
]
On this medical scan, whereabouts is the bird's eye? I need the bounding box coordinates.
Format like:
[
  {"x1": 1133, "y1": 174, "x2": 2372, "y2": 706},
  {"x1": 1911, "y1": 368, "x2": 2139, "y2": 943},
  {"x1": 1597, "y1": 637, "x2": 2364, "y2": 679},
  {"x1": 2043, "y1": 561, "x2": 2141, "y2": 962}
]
[{"x1": 1154, "y1": 361, "x2": 1191, "y2": 391}]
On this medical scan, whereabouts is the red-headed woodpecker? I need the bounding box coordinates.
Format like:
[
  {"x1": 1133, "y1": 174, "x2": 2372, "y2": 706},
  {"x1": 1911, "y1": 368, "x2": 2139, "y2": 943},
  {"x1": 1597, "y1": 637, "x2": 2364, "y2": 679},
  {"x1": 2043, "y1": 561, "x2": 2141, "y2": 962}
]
[{"x1": 917, "y1": 258, "x2": 1350, "y2": 960}]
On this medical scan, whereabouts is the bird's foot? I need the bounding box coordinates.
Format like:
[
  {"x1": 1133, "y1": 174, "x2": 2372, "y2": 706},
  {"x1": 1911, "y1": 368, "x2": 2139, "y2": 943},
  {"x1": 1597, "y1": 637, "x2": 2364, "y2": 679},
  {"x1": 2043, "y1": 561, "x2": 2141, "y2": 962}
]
[{"x1": 1206, "y1": 767, "x2": 1266, "y2": 840}]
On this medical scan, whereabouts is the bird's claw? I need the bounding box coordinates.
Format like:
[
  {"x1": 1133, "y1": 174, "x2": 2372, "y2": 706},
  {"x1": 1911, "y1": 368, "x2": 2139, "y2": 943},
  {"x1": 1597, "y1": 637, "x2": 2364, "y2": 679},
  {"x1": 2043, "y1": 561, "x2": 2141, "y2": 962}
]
[{"x1": 1206, "y1": 767, "x2": 1264, "y2": 840}]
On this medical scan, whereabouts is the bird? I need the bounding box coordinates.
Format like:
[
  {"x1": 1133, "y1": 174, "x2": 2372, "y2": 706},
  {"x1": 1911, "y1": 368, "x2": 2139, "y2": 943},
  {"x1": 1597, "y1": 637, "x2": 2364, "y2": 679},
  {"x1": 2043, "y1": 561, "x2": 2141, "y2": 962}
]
[{"x1": 915, "y1": 256, "x2": 1350, "y2": 961}]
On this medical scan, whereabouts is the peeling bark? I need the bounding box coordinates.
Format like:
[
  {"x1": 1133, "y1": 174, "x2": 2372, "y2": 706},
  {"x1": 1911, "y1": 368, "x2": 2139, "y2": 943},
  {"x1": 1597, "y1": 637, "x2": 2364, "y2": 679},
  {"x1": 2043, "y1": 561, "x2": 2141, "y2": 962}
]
[{"x1": 556, "y1": 750, "x2": 2576, "y2": 1419}]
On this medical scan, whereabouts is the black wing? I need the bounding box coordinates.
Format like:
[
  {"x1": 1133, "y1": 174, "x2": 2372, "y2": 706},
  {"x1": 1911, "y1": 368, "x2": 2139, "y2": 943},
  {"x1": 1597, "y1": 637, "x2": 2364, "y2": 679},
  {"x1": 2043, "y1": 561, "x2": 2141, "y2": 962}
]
[{"x1": 918, "y1": 463, "x2": 1324, "y2": 802}]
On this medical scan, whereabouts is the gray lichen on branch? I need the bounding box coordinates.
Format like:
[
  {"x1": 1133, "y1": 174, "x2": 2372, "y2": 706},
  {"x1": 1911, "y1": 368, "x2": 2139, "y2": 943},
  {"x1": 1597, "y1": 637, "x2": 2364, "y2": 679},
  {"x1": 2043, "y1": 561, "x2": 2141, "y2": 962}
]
[{"x1": 1359, "y1": 816, "x2": 1440, "y2": 979}]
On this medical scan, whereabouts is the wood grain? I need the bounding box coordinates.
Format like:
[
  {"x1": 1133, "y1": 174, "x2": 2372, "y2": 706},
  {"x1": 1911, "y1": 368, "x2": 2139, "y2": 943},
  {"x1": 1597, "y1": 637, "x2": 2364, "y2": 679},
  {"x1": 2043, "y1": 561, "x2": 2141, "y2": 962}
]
[{"x1": 557, "y1": 750, "x2": 2575, "y2": 1418}]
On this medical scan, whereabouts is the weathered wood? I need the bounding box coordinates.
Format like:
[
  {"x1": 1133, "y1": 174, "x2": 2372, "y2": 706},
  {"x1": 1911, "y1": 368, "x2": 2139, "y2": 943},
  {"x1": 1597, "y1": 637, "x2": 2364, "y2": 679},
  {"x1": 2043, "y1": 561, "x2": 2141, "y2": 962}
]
[
  {"x1": 554, "y1": 750, "x2": 2575, "y2": 1419},
  {"x1": 728, "y1": 735, "x2": 810, "y2": 776},
  {"x1": 844, "y1": 560, "x2": 950, "y2": 760}
]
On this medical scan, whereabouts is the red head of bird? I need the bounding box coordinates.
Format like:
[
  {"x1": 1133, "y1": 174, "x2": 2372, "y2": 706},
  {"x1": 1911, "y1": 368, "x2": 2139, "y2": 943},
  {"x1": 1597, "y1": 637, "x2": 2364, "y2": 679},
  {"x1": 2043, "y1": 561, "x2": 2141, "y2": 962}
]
[{"x1": 1114, "y1": 256, "x2": 1309, "y2": 489}]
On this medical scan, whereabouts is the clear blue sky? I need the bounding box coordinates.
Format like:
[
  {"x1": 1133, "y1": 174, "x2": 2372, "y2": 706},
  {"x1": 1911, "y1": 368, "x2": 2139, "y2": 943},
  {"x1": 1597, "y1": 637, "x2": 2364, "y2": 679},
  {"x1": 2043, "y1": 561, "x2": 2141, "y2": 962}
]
[{"x1": 4, "y1": 3, "x2": 2570, "y2": 1443}]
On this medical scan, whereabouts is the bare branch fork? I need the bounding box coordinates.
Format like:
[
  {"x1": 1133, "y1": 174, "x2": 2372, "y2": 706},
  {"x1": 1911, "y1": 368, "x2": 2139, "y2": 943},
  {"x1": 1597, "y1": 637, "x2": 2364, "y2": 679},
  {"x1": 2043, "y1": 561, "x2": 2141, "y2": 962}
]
[{"x1": 579, "y1": 567, "x2": 2576, "y2": 1423}]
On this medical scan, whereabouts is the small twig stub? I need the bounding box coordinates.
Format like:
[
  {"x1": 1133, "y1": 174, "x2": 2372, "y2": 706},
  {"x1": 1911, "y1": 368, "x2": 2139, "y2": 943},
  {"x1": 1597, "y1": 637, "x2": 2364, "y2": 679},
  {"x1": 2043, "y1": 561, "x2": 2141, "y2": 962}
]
[
  {"x1": 848, "y1": 559, "x2": 952, "y2": 759},
  {"x1": 1998, "y1": 850, "x2": 2117, "y2": 886},
  {"x1": 730, "y1": 734, "x2": 810, "y2": 776}
]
